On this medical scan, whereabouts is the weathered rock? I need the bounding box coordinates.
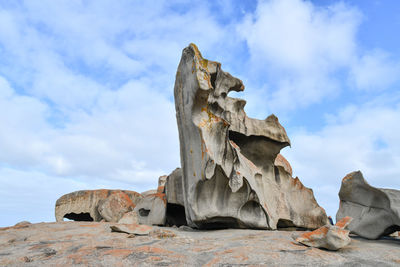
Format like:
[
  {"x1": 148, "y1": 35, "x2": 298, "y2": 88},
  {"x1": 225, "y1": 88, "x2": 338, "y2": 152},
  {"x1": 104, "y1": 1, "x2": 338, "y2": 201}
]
[
  {"x1": 141, "y1": 189, "x2": 157, "y2": 197},
  {"x1": 158, "y1": 175, "x2": 167, "y2": 188},
  {"x1": 165, "y1": 168, "x2": 184, "y2": 206},
  {"x1": 274, "y1": 153, "x2": 293, "y2": 176},
  {"x1": 98, "y1": 192, "x2": 136, "y2": 222},
  {"x1": 336, "y1": 171, "x2": 400, "y2": 239},
  {"x1": 2, "y1": 221, "x2": 400, "y2": 266},
  {"x1": 118, "y1": 211, "x2": 139, "y2": 224},
  {"x1": 55, "y1": 189, "x2": 142, "y2": 222},
  {"x1": 110, "y1": 224, "x2": 152, "y2": 235},
  {"x1": 14, "y1": 221, "x2": 31, "y2": 227},
  {"x1": 134, "y1": 186, "x2": 166, "y2": 226},
  {"x1": 296, "y1": 216, "x2": 353, "y2": 251},
  {"x1": 174, "y1": 43, "x2": 327, "y2": 229}
]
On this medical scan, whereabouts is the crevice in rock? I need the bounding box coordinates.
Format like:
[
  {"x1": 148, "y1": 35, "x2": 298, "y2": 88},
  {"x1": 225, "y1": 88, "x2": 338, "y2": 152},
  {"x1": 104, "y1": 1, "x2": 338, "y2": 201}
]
[
  {"x1": 277, "y1": 219, "x2": 295, "y2": 228},
  {"x1": 166, "y1": 203, "x2": 187, "y2": 227},
  {"x1": 63, "y1": 212, "x2": 93, "y2": 222},
  {"x1": 194, "y1": 216, "x2": 242, "y2": 229},
  {"x1": 228, "y1": 130, "x2": 281, "y2": 170}
]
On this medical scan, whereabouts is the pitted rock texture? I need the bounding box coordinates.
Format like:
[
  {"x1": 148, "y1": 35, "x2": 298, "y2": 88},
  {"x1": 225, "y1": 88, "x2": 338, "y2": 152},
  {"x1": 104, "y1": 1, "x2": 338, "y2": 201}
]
[
  {"x1": 296, "y1": 216, "x2": 353, "y2": 251},
  {"x1": 55, "y1": 189, "x2": 142, "y2": 222},
  {"x1": 1, "y1": 222, "x2": 400, "y2": 266},
  {"x1": 174, "y1": 43, "x2": 327, "y2": 229},
  {"x1": 336, "y1": 171, "x2": 400, "y2": 239}
]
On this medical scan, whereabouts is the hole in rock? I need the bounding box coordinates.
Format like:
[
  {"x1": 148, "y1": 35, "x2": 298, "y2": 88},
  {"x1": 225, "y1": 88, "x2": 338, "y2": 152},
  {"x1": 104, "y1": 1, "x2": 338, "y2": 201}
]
[
  {"x1": 138, "y1": 208, "x2": 150, "y2": 217},
  {"x1": 195, "y1": 216, "x2": 242, "y2": 230},
  {"x1": 63, "y1": 212, "x2": 93, "y2": 221},
  {"x1": 228, "y1": 130, "x2": 282, "y2": 169},
  {"x1": 383, "y1": 225, "x2": 400, "y2": 236},
  {"x1": 166, "y1": 203, "x2": 187, "y2": 227},
  {"x1": 277, "y1": 219, "x2": 295, "y2": 228},
  {"x1": 210, "y1": 72, "x2": 217, "y2": 89}
]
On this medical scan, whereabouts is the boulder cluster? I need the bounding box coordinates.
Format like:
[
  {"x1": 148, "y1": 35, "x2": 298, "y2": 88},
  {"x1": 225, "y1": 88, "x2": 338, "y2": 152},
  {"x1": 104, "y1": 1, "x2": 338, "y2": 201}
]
[{"x1": 55, "y1": 44, "x2": 399, "y2": 251}]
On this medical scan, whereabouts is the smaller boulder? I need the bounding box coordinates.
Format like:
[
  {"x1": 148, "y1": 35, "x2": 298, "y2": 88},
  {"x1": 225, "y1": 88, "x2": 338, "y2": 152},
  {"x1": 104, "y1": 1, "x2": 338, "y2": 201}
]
[
  {"x1": 98, "y1": 192, "x2": 135, "y2": 222},
  {"x1": 295, "y1": 217, "x2": 353, "y2": 251},
  {"x1": 134, "y1": 187, "x2": 166, "y2": 226},
  {"x1": 118, "y1": 211, "x2": 139, "y2": 224}
]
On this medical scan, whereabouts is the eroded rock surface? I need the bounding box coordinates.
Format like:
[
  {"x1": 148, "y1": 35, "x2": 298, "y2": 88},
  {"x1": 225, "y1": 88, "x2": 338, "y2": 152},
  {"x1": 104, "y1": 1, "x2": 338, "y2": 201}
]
[
  {"x1": 2, "y1": 222, "x2": 400, "y2": 266},
  {"x1": 296, "y1": 216, "x2": 353, "y2": 250},
  {"x1": 174, "y1": 43, "x2": 327, "y2": 229},
  {"x1": 336, "y1": 171, "x2": 400, "y2": 239},
  {"x1": 55, "y1": 189, "x2": 142, "y2": 222}
]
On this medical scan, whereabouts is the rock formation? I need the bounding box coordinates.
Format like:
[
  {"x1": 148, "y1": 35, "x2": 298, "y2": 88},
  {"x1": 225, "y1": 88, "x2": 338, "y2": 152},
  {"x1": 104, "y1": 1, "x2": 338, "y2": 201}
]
[
  {"x1": 118, "y1": 211, "x2": 139, "y2": 224},
  {"x1": 173, "y1": 43, "x2": 327, "y2": 229},
  {"x1": 296, "y1": 216, "x2": 353, "y2": 250},
  {"x1": 134, "y1": 177, "x2": 167, "y2": 226},
  {"x1": 336, "y1": 171, "x2": 400, "y2": 239},
  {"x1": 98, "y1": 191, "x2": 136, "y2": 222},
  {"x1": 55, "y1": 189, "x2": 142, "y2": 222}
]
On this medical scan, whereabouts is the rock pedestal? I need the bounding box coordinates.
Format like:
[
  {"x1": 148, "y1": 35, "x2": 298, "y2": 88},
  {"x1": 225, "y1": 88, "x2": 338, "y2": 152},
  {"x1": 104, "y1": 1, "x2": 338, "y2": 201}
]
[{"x1": 173, "y1": 44, "x2": 327, "y2": 229}]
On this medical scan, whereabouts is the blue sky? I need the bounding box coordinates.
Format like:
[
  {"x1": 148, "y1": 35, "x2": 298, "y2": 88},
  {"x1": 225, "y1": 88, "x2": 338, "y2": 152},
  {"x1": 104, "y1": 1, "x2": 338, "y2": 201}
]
[{"x1": 1, "y1": 0, "x2": 399, "y2": 227}]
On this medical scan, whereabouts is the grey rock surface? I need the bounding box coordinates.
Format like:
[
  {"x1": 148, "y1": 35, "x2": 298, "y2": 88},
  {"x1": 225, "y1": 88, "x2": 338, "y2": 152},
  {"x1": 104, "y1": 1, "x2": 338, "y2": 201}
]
[
  {"x1": 336, "y1": 171, "x2": 400, "y2": 239},
  {"x1": 134, "y1": 188, "x2": 166, "y2": 226},
  {"x1": 165, "y1": 168, "x2": 184, "y2": 206},
  {"x1": 1, "y1": 221, "x2": 400, "y2": 266},
  {"x1": 296, "y1": 216, "x2": 353, "y2": 251},
  {"x1": 174, "y1": 43, "x2": 327, "y2": 229},
  {"x1": 55, "y1": 189, "x2": 142, "y2": 222}
]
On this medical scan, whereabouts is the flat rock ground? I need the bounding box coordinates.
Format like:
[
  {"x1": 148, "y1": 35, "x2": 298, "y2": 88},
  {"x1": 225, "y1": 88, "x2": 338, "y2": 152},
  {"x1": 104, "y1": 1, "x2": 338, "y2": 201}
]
[{"x1": 0, "y1": 222, "x2": 400, "y2": 266}]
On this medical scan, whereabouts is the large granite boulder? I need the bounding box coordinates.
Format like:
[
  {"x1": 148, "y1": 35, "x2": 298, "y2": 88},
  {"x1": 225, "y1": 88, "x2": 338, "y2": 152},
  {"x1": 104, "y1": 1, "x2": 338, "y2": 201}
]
[
  {"x1": 55, "y1": 189, "x2": 142, "y2": 222},
  {"x1": 173, "y1": 43, "x2": 327, "y2": 229},
  {"x1": 336, "y1": 171, "x2": 400, "y2": 239}
]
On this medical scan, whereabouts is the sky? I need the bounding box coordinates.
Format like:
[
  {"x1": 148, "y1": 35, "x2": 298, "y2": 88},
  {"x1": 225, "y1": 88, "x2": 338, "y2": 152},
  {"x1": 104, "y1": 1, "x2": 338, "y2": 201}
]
[{"x1": 0, "y1": 0, "x2": 399, "y2": 227}]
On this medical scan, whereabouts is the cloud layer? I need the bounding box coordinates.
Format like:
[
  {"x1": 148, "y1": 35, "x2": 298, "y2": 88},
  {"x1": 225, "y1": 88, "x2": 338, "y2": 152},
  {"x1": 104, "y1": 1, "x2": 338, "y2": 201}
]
[{"x1": 0, "y1": 0, "x2": 399, "y2": 225}]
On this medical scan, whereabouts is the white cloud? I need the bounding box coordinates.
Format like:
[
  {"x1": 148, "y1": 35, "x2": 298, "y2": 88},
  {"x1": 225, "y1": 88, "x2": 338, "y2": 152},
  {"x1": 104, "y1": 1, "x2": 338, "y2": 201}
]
[
  {"x1": 0, "y1": 1, "x2": 232, "y2": 225},
  {"x1": 238, "y1": 0, "x2": 361, "y2": 110},
  {"x1": 350, "y1": 49, "x2": 400, "y2": 91}
]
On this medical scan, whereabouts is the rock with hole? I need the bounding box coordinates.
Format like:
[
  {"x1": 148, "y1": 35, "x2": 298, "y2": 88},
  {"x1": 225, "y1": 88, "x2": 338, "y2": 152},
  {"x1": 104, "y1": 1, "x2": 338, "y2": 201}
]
[
  {"x1": 174, "y1": 43, "x2": 328, "y2": 229},
  {"x1": 55, "y1": 189, "x2": 142, "y2": 222},
  {"x1": 134, "y1": 184, "x2": 167, "y2": 226}
]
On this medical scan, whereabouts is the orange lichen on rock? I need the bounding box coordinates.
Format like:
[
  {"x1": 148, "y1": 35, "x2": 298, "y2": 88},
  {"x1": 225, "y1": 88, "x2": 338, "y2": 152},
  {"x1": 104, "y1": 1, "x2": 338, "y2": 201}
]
[
  {"x1": 274, "y1": 153, "x2": 293, "y2": 176},
  {"x1": 335, "y1": 216, "x2": 352, "y2": 229},
  {"x1": 296, "y1": 217, "x2": 353, "y2": 251}
]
